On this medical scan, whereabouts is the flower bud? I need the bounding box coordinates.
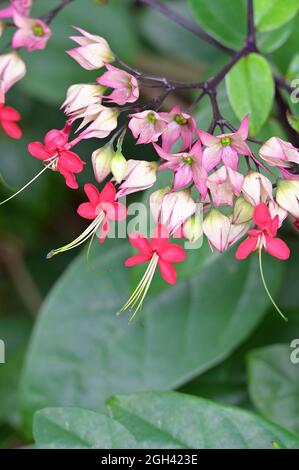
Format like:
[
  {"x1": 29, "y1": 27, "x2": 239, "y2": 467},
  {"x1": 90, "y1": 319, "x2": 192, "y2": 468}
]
[
  {"x1": 276, "y1": 180, "x2": 299, "y2": 219},
  {"x1": 159, "y1": 190, "x2": 196, "y2": 233},
  {"x1": 62, "y1": 83, "x2": 105, "y2": 116},
  {"x1": 203, "y1": 209, "x2": 231, "y2": 253},
  {"x1": 117, "y1": 160, "x2": 158, "y2": 197},
  {"x1": 0, "y1": 51, "x2": 26, "y2": 95},
  {"x1": 111, "y1": 150, "x2": 127, "y2": 183},
  {"x1": 92, "y1": 144, "x2": 114, "y2": 183},
  {"x1": 67, "y1": 27, "x2": 115, "y2": 71},
  {"x1": 232, "y1": 197, "x2": 254, "y2": 224},
  {"x1": 259, "y1": 137, "x2": 299, "y2": 167},
  {"x1": 150, "y1": 186, "x2": 171, "y2": 224},
  {"x1": 242, "y1": 171, "x2": 273, "y2": 206},
  {"x1": 183, "y1": 214, "x2": 203, "y2": 243}
]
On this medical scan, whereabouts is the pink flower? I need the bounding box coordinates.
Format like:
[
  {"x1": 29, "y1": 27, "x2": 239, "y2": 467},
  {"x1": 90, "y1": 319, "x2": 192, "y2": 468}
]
[
  {"x1": 117, "y1": 160, "x2": 157, "y2": 197},
  {"x1": 236, "y1": 203, "x2": 290, "y2": 260},
  {"x1": 0, "y1": 52, "x2": 26, "y2": 96},
  {"x1": 67, "y1": 27, "x2": 115, "y2": 71},
  {"x1": 28, "y1": 123, "x2": 84, "y2": 189},
  {"x1": 62, "y1": 83, "x2": 104, "y2": 119},
  {"x1": 70, "y1": 104, "x2": 118, "y2": 141},
  {"x1": 12, "y1": 13, "x2": 52, "y2": 52},
  {"x1": 159, "y1": 105, "x2": 196, "y2": 152},
  {"x1": 207, "y1": 166, "x2": 244, "y2": 207},
  {"x1": 97, "y1": 64, "x2": 139, "y2": 106},
  {"x1": 0, "y1": 0, "x2": 31, "y2": 19},
  {"x1": 259, "y1": 137, "x2": 299, "y2": 168},
  {"x1": 128, "y1": 110, "x2": 168, "y2": 145},
  {"x1": 77, "y1": 182, "x2": 127, "y2": 243},
  {"x1": 0, "y1": 103, "x2": 22, "y2": 139},
  {"x1": 150, "y1": 189, "x2": 196, "y2": 233},
  {"x1": 198, "y1": 116, "x2": 251, "y2": 171},
  {"x1": 153, "y1": 140, "x2": 208, "y2": 197}
]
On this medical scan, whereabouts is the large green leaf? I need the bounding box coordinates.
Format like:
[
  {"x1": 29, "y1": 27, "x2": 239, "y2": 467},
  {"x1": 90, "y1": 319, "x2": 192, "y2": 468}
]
[
  {"x1": 254, "y1": 0, "x2": 299, "y2": 32},
  {"x1": 33, "y1": 407, "x2": 136, "y2": 449},
  {"x1": 226, "y1": 53, "x2": 275, "y2": 136},
  {"x1": 20, "y1": 239, "x2": 282, "y2": 437},
  {"x1": 108, "y1": 391, "x2": 299, "y2": 449},
  {"x1": 248, "y1": 344, "x2": 299, "y2": 434},
  {"x1": 18, "y1": 0, "x2": 138, "y2": 105}
]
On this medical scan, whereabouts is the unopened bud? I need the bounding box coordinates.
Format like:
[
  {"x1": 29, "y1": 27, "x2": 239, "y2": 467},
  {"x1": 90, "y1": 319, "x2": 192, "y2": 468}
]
[
  {"x1": 183, "y1": 214, "x2": 203, "y2": 243},
  {"x1": 232, "y1": 197, "x2": 254, "y2": 224},
  {"x1": 111, "y1": 150, "x2": 127, "y2": 184},
  {"x1": 92, "y1": 144, "x2": 114, "y2": 183}
]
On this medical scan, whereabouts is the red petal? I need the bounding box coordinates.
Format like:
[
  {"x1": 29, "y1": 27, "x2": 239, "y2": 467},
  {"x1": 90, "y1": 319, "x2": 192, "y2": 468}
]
[
  {"x1": 125, "y1": 253, "x2": 151, "y2": 266},
  {"x1": 59, "y1": 150, "x2": 84, "y2": 173},
  {"x1": 235, "y1": 236, "x2": 258, "y2": 260},
  {"x1": 77, "y1": 202, "x2": 97, "y2": 220},
  {"x1": 151, "y1": 224, "x2": 169, "y2": 251},
  {"x1": 100, "y1": 182, "x2": 116, "y2": 203},
  {"x1": 1, "y1": 120, "x2": 22, "y2": 139},
  {"x1": 159, "y1": 244, "x2": 186, "y2": 263},
  {"x1": 84, "y1": 184, "x2": 100, "y2": 206},
  {"x1": 158, "y1": 258, "x2": 177, "y2": 285},
  {"x1": 128, "y1": 233, "x2": 152, "y2": 255},
  {"x1": 99, "y1": 218, "x2": 109, "y2": 244},
  {"x1": 0, "y1": 106, "x2": 21, "y2": 121},
  {"x1": 265, "y1": 236, "x2": 290, "y2": 260},
  {"x1": 253, "y1": 203, "x2": 271, "y2": 230},
  {"x1": 28, "y1": 142, "x2": 51, "y2": 160},
  {"x1": 59, "y1": 168, "x2": 78, "y2": 189}
]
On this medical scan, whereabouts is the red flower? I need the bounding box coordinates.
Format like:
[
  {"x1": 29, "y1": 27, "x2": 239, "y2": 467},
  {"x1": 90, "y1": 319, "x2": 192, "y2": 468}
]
[
  {"x1": 0, "y1": 103, "x2": 22, "y2": 139},
  {"x1": 236, "y1": 203, "x2": 290, "y2": 260},
  {"x1": 125, "y1": 224, "x2": 186, "y2": 285},
  {"x1": 77, "y1": 182, "x2": 127, "y2": 243},
  {"x1": 28, "y1": 122, "x2": 84, "y2": 189}
]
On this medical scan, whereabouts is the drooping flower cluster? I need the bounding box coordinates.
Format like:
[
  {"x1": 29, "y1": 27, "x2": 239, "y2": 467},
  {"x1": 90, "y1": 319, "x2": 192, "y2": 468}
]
[
  {"x1": 0, "y1": 1, "x2": 53, "y2": 139},
  {"x1": 1, "y1": 27, "x2": 298, "y2": 320}
]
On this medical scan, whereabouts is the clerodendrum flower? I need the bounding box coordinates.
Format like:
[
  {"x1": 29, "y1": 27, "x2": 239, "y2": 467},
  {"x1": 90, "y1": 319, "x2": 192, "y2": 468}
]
[
  {"x1": 119, "y1": 224, "x2": 186, "y2": 321},
  {"x1": 0, "y1": 103, "x2": 22, "y2": 139},
  {"x1": 97, "y1": 64, "x2": 139, "y2": 106},
  {"x1": 12, "y1": 12, "x2": 52, "y2": 52},
  {"x1": 236, "y1": 203, "x2": 290, "y2": 321},
  {"x1": 47, "y1": 182, "x2": 127, "y2": 258}
]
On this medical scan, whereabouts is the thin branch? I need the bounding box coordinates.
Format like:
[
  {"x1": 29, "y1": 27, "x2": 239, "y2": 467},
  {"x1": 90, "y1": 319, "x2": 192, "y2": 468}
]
[
  {"x1": 247, "y1": 0, "x2": 256, "y2": 45},
  {"x1": 42, "y1": 0, "x2": 75, "y2": 24},
  {"x1": 136, "y1": 0, "x2": 235, "y2": 55}
]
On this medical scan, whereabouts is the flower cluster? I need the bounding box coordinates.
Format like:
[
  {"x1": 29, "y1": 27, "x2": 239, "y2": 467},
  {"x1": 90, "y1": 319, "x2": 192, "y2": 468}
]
[
  {"x1": 1, "y1": 27, "x2": 298, "y2": 320},
  {"x1": 0, "y1": 0, "x2": 53, "y2": 139}
]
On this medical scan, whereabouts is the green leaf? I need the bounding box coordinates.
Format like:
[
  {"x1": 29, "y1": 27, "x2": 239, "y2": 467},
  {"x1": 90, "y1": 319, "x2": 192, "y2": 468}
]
[
  {"x1": 188, "y1": 0, "x2": 246, "y2": 50},
  {"x1": 226, "y1": 53, "x2": 275, "y2": 136},
  {"x1": 254, "y1": 0, "x2": 299, "y2": 32},
  {"x1": 33, "y1": 408, "x2": 136, "y2": 449},
  {"x1": 0, "y1": 315, "x2": 32, "y2": 428},
  {"x1": 19, "y1": 0, "x2": 139, "y2": 105},
  {"x1": 108, "y1": 391, "x2": 299, "y2": 449},
  {"x1": 20, "y1": 240, "x2": 283, "y2": 438},
  {"x1": 248, "y1": 344, "x2": 299, "y2": 434},
  {"x1": 287, "y1": 112, "x2": 299, "y2": 133}
]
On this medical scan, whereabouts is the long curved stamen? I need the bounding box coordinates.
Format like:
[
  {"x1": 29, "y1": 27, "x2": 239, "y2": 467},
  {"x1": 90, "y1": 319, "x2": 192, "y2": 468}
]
[
  {"x1": 258, "y1": 248, "x2": 288, "y2": 322},
  {"x1": 47, "y1": 212, "x2": 105, "y2": 258},
  {"x1": 0, "y1": 159, "x2": 57, "y2": 206},
  {"x1": 118, "y1": 253, "x2": 159, "y2": 322}
]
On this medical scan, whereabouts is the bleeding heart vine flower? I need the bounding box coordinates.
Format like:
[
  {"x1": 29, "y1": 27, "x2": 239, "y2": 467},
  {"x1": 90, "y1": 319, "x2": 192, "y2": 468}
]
[
  {"x1": 128, "y1": 110, "x2": 168, "y2": 145},
  {"x1": 119, "y1": 224, "x2": 186, "y2": 321},
  {"x1": 236, "y1": 203, "x2": 290, "y2": 321},
  {"x1": 12, "y1": 12, "x2": 52, "y2": 52},
  {"x1": 159, "y1": 105, "x2": 196, "y2": 152},
  {"x1": 198, "y1": 116, "x2": 251, "y2": 171},
  {"x1": 62, "y1": 83, "x2": 105, "y2": 119},
  {"x1": 259, "y1": 137, "x2": 299, "y2": 168},
  {"x1": 0, "y1": 0, "x2": 32, "y2": 19},
  {"x1": 0, "y1": 51, "x2": 26, "y2": 96},
  {"x1": 47, "y1": 182, "x2": 127, "y2": 258},
  {"x1": 97, "y1": 64, "x2": 139, "y2": 106}
]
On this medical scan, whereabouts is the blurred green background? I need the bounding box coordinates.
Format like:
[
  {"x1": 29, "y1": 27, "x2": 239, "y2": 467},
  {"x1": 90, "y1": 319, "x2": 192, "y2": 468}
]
[{"x1": 0, "y1": 0, "x2": 299, "y2": 448}]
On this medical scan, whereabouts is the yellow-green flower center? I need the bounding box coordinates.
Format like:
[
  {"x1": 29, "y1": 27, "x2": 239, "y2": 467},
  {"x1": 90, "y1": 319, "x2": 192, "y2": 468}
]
[
  {"x1": 183, "y1": 156, "x2": 193, "y2": 165},
  {"x1": 147, "y1": 113, "x2": 157, "y2": 123},
  {"x1": 32, "y1": 23, "x2": 45, "y2": 37},
  {"x1": 175, "y1": 114, "x2": 188, "y2": 126},
  {"x1": 220, "y1": 137, "x2": 232, "y2": 147}
]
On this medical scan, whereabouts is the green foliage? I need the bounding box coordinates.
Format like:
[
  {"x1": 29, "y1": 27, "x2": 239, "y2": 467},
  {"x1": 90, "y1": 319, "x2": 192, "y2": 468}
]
[{"x1": 226, "y1": 54, "x2": 275, "y2": 136}]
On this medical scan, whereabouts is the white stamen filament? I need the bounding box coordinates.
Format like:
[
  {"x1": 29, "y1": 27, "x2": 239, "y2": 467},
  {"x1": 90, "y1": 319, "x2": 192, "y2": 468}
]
[
  {"x1": 258, "y1": 248, "x2": 287, "y2": 322},
  {"x1": 118, "y1": 252, "x2": 159, "y2": 322},
  {"x1": 47, "y1": 211, "x2": 105, "y2": 259},
  {"x1": 0, "y1": 158, "x2": 57, "y2": 206}
]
